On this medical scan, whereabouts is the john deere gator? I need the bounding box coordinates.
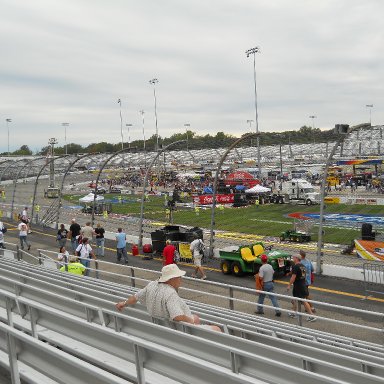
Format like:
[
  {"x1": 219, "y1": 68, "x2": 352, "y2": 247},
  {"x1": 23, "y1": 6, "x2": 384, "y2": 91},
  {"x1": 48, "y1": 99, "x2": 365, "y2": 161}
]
[{"x1": 219, "y1": 242, "x2": 291, "y2": 277}]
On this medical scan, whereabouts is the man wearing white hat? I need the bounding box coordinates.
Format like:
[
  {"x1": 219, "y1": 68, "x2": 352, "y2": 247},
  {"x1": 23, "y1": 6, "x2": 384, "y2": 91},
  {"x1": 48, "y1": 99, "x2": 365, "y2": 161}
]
[{"x1": 115, "y1": 264, "x2": 220, "y2": 331}]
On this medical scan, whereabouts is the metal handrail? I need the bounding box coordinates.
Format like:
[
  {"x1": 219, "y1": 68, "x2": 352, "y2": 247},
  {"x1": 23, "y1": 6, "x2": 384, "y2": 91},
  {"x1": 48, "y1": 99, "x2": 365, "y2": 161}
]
[{"x1": 35, "y1": 248, "x2": 384, "y2": 334}]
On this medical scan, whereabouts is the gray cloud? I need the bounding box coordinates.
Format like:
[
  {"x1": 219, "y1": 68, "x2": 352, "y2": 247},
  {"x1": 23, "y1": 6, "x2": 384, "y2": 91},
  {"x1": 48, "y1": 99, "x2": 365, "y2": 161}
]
[{"x1": 0, "y1": 0, "x2": 383, "y2": 152}]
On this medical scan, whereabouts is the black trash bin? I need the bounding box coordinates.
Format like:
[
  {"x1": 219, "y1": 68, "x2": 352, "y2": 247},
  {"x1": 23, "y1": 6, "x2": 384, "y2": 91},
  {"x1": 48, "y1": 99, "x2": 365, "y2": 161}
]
[{"x1": 361, "y1": 223, "x2": 375, "y2": 240}]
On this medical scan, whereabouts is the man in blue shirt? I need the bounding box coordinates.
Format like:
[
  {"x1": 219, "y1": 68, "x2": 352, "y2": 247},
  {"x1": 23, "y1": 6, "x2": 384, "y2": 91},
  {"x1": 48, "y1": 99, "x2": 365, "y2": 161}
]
[
  {"x1": 299, "y1": 250, "x2": 315, "y2": 313},
  {"x1": 115, "y1": 227, "x2": 128, "y2": 264}
]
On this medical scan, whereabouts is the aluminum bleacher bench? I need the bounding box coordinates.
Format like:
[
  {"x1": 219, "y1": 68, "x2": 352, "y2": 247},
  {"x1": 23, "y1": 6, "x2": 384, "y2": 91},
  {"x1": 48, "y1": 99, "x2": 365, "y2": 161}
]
[
  {"x1": 0, "y1": 288, "x2": 383, "y2": 384},
  {"x1": 0, "y1": 258, "x2": 383, "y2": 383},
  {"x1": 1, "y1": 257, "x2": 383, "y2": 360}
]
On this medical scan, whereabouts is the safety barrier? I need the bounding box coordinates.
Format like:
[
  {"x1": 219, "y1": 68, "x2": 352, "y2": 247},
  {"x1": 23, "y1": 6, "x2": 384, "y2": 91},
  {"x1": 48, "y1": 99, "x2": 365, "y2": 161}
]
[
  {"x1": 1, "y1": 255, "x2": 383, "y2": 358},
  {"x1": 363, "y1": 262, "x2": 384, "y2": 297},
  {"x1": 33, "y1": 248, "x2": 384, "y2": 340},
  {"x1": 0, "y1": 259, "x2": 383, "y2": 384}
]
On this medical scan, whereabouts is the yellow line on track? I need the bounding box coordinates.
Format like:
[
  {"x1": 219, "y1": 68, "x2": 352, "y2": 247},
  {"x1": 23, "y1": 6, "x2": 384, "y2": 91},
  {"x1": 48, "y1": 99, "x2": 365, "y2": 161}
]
[{"x1": 4, "y1": 221, "x2": 384, "y2": 303}]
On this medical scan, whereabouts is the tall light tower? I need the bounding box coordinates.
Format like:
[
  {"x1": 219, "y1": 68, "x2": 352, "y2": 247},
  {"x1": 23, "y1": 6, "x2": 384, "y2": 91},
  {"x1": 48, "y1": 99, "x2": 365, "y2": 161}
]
[
  {"x1": 139, "y1": 110, "x2": 146, "y2": 150},
  {"x1": 149, "y1": 78, "x2": 159, "y2": 150},
  {"x1": 61, "y1": 123, "x2": 69, "y2": 155},
  {"x1": 184, "y1": 123, "x2": 190, "y2": 151},
  {"x1": 117, "y1": 99, "x2": 124, "y2": 149},
  {"x1": 247, "y1": 119, "x2": 254, "y2": 146},
  {"x1": 366, "y1": 104, "x2": 373, "y2": 125},
  {"x1": 309, "y1": 115, "x2": 317, "y2": 144},
  {"x1": 246, "y1": 47, "x2": 261, "y2": 177},
  {"x1": 126, "y1": 123, "x2": 132, "y2": 148},
  {"x1": 6, "y1": 118, "x2": 11, "y2": 155}
]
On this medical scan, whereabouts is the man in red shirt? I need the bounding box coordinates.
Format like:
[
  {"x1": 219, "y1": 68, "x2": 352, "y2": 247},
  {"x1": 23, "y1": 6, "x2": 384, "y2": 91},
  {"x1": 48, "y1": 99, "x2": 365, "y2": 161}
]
[{"x1": 163, "y1": 240, "x2": 176, "y2": 265}]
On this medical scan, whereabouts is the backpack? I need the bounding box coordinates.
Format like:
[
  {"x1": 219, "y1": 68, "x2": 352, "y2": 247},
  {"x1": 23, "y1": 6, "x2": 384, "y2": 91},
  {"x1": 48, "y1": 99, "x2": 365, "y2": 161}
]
[
  {"x1": 173, "y1": 250, "x2": 180, "y2": 263},
  {"x1": 196, "y1": 239, "x2": 205, "y2": 254}
]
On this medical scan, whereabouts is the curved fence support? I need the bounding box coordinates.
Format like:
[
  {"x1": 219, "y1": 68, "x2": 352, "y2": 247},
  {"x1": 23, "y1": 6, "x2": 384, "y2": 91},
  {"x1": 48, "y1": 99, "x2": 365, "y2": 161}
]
[
  {"x1": 137, "y1": 140, "x2": 187, "y2": 247},
  {"x1": 91, "y1": 148, "x2": 137, "y2": 226},
  {"x1": 208, "y1": 133, "x2": 258, "y2": 257},
  {"x1": 0, "y1": 159, "x2": 27, "y2": 184},
  {"x1": 31, "y1": 155, "x2": 71, "y2": 223},
  {"x1": 316, "y1": 123, "x2": 370, "y2": 274},
  {"x1": 10, "y1": 157, "x2": 45, "y2": 215},
  {"x1": 55, "y1": 153, "x2": 100, "y2": 225}
]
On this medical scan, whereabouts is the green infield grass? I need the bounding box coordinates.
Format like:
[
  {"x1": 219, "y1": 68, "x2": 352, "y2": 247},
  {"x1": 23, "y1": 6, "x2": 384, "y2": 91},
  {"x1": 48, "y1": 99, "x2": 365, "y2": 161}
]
[{"x1": 63, "y1": 193, "x2": 384, "y2": 245}]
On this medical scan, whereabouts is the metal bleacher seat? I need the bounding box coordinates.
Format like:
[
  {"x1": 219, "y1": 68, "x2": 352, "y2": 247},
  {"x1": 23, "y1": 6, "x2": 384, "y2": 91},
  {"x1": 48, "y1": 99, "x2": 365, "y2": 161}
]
[
  {"x1": 0, "y1": 257, "x2": 383, "y2": 384},
  {"x1": 1, "y1": 257, "x2": 382, "y2": 359}
]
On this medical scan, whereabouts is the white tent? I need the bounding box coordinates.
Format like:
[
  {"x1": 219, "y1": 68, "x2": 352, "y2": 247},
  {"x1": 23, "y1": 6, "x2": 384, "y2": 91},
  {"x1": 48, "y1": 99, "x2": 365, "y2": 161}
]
[
  {"x1": 79, "y1": 193, "x2": 104, "y2": 203},
  {"x1": 245, "y1": 185, "x2": 271, "y2": 193}
]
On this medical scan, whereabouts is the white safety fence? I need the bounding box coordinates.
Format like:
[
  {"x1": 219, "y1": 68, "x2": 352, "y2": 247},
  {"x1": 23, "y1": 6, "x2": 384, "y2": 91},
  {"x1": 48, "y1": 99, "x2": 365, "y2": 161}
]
[
  {"x1": 0, "y1": 255, "x2": 383, "y2": 384},
  {"x1": 5, "y1": 247, "x2": 384, "y2": 342}
]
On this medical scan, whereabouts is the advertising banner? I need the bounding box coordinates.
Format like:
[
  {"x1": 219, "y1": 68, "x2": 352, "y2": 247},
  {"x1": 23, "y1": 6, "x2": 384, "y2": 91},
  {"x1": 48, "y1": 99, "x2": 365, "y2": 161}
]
[{"x1": 193, "y1": 194, "x2": 235, "y2": 205}]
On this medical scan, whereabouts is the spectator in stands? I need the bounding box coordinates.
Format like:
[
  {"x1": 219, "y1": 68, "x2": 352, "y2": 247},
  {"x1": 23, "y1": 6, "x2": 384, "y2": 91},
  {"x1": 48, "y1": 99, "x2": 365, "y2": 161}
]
[
  {"x1": 81, "y1": 222, "x2": 94, "y2": 243},
  {"x1": 255, "y1": 255, "x2": 281, "y2": 317},
  {"x1": 190, "y1": 233, "x2": 207, "y2": 280},
  {"x1": 115, "y1": 264, "x2": 221, "y2": 332},
  {"x1": 75, "y1": 237, "x2": 95, "y2": 277},
  {"x1": 299, "y1": 250, "x2": 316, "y2": 313},
  {"x1": 163, "y1": 240, "x2": 176, "y2": 265},
  {"x1": 60, "y1": 255, "x2": 86, "y2": 275},
  {"x1": 57, "y1": 246, "x2": 70, "y2": 268},
  {"x1": 68, "y1": 218, "x2": 81, "y2": 252},
  {"x1": 56, "y1": 223, "x2": 68, "y2": 250},
  {"x1": 94, "y1": 223, "x2": 105, "y2": 257},
  {"x1": 287, "y1": 254, "x2": 316, "y2": 322},
  {"x1": 18, "y1": 221, "x2": 31, "y2": 251},
  {"x1": 21, "y1": 206, "x2": 31, "y2": 234},
  {"x1": 0, "y1": 221, "x2": 6, "y2": 249},
  {"x1": 115, "y1": 228, "x2": 128, "y2": 264}
]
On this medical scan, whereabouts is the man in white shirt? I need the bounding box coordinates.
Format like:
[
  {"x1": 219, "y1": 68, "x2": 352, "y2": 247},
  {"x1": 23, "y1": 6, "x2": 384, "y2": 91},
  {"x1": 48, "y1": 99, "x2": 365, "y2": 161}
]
[
  {"x1": 21, "y1": 206, "x2": 31, "y2": 234},
  {"x1": 255, "y1": 254, "x2": 281, "y2": 316},
  {"x1": 189, "y1": 233, "x2": 207, "y2": 280},
  {"x1": 18, "y1": 222, "x2": 31, "y2": 250},
  {"x1": 75, "y1": 237, "x2": 95, "y2": 277},
  {"x1": 115, "y1": 264, "x2": 220, "y2": 332}
]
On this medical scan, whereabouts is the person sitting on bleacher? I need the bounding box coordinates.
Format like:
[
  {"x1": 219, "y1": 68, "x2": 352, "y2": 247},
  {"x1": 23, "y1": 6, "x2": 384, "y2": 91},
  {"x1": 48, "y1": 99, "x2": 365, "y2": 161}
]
[
  {"x1": 115, "y1": 264, "x2": 221, "y2": 332},
  {"x1": 59, "y1": 255, "x2": 86, "y2": 275}
]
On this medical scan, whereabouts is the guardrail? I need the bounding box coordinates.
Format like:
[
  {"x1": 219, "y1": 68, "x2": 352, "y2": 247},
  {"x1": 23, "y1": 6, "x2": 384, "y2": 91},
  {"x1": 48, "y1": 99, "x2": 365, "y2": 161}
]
[
  {"x1": 0, "y1": 270, "x2": 383, "y2": 384},
  {"x1": 33, "y1": 248, "x2": 384, "y2": 340},
  {"x1": 363, "y1": 262, "x2": 384, "y2": 298}
]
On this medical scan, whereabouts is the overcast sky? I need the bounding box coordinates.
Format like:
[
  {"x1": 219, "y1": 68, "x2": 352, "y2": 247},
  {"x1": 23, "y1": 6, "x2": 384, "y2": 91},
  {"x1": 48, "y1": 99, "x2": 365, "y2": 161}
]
[{"x1": 1, "y1": 0, "x2": 383, "y2": 152}]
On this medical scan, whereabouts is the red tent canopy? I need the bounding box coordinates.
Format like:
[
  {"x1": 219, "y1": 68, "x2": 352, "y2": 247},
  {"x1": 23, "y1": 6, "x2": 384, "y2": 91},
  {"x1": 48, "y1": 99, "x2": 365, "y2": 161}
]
[{"x1": 225, "y1": 171, "x2": 260, "y2": 187}]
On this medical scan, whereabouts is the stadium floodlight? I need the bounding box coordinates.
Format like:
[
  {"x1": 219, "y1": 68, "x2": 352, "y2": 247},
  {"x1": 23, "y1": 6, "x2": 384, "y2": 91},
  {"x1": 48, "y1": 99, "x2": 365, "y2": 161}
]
[
  {"x1": 245, "y1": 47, "x2": 261, "y2": 177},
  {"x1": 61, "y1": 123, "x2": 69, "y2": 155},
  {"x1": 126, "y1": 124, "x2": 133, "y2": 148},
  {"x1": 149, "y1": 78, "x2": 159, "y2": 150},
  {"x1": 366, "y1": 104, "x2": 373, "y2": 126},
  {"x1": 118, "y1": 99, "x2": 123, "y2": 149},
  {"x1": 184, "y1": 123, "x2": 190, "y2": 151},
  {"x1": 6, "y1": 118, "x2": 11, "y2": 155}
]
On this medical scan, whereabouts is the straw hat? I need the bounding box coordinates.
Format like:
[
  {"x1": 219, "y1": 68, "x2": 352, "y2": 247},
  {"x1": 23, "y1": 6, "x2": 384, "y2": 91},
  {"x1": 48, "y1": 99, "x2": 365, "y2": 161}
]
[{"x1": 158, "y1": 264, "x2": 186, "y2": 282}]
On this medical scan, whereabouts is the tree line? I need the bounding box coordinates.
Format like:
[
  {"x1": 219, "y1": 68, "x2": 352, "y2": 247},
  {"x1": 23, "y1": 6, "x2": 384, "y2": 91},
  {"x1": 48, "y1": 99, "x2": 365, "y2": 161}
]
[{"x1": 2, "y1": 126, "x2": 337, "y2": 156}]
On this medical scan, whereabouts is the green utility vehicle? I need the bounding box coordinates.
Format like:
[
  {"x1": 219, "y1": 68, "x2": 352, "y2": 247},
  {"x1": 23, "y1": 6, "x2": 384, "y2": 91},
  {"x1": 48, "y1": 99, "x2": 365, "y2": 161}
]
[
  {"x1": 280, "y1": 230, "x2": 311, "y2": 243},
  {"x1": 219, "y1": 242, "x2": 291, "y2": 277}
]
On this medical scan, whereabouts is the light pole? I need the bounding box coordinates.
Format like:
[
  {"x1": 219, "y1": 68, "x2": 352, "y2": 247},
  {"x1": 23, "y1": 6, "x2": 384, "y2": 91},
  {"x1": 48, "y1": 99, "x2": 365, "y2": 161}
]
[
  {"x1": 139, "y1": 110, "x2": 146, "y2": 150},
  {"x1": 149, "y1": 78, "x2": 159, "y2": 150},
  {"x1": 6, "y1": 118, "x2": 11, "y2": 155},
  {"x1": 309, "y1": 115, "x2": 317, "y2": 144},
  {"x1": 126, "y1": 124, "x2": 132, "y2": 148},
  {"x1": 247, "y1": 119, "x2": 254, "y2": 146},
  {"x1": 184, "y1": 123, "x2": 190, "y2": 151},
  {"x1": 246, "y1": 47, "x2": 261, "y2": 178},
  {"x1": 366, "y1": 104, "x2": 373, "y2": 125},
  {"x1": 61, "y1": 123, "x2": 69, "y2": 155},
  {"x1": 117, "y1": 99, "x2": 123, "y2": 149}
]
